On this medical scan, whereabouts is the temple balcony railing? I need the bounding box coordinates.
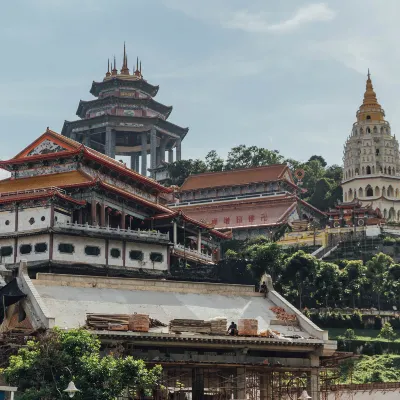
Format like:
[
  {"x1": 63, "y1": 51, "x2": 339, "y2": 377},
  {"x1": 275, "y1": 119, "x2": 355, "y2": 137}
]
[
  {"x1": 54, "y1": 221, "x2": 170, "y2": 243},
  {"x1": 173, "y1": 243, "x2": 213, "y2": 262}
]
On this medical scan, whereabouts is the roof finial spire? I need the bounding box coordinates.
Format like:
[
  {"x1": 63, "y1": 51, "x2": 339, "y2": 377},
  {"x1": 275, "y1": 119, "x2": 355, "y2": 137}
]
[
  {"x1": 121, "y1": 42, "x2": 130, "y2": 75},
  {"x1": 111, "y1": 55, "x2": 118, "y2": 76},
  {"x1": 136, "y1": 56, "x2": 139, "y2": 71},
  {"x1": 105, "y1": 58, "x2": 111, "y2": 78},
  {"x1": 368, "y1": 68, "x2": 371, "y2": 80},
  {"x1": 140, "y1": 60, "x2": 142, "y2": 73}
]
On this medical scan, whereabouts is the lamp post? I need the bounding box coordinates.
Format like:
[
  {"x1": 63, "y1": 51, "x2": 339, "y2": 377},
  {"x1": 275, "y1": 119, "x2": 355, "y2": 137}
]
[{"x1": 64, "y1": 381, "x2": 80, "y2": 398}]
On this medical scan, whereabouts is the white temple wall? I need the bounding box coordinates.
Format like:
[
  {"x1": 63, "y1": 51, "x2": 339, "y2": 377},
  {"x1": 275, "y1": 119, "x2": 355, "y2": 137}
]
[
  {"x1": 0, "y1": 238, "x2": 15, "y2": 264},
  {"x1": 18, "y1": 207, "x2": 51, "y2": 231},
  {"x1": 53, "y1": 234, "x2": 106, "y2": 265},
  {"x1": 54, "y1": 210, "x2": 72, "y2": 224},
  {"x1": 108, "y1": 239, "x2": 123, "y2": 267},
  {"x1": 125, "y1": 241, "x2": 168, "y2": 270},
  {"x1": 16, "y1": 234, "x2": 50, "y2": 263},
  {"x1": 0, "y1": 210, "x2": 16, "y2": 233}
]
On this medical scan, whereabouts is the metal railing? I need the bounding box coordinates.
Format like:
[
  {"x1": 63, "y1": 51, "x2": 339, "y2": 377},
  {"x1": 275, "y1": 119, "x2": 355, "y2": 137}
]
[
  {"x1": 0, "y1": 186, "x2": 66, "y2": 198},
  {"x1": 174, "y1": 243, "x2": 213, "y2": 261},
  {"x1": 54, "y1": 221, "x2": 170, "y2": 241}
]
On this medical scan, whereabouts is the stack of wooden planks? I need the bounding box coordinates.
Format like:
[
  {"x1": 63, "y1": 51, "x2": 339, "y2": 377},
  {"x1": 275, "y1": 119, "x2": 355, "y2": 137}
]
[
  {"x1": 169, "y1": 319, "x2": 211, "y2": 334},
  {"x1": 129, "y1": 314, "x2": 149, "y2": 332},
  {"x1": 86, "y1": 313, "x2": 166, "y2": 332},
  {"x1": 209, "y1": 317, "x2": 227, "y2": 335},
  {"x1": 238, "y1": 319, "x2": 258, "y2": 336}
]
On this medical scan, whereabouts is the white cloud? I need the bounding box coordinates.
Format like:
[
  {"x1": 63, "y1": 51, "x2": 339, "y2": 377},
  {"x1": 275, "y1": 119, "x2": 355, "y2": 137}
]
[{"x1": 224, "y1": 3, "x2": 336, "y2": 33}]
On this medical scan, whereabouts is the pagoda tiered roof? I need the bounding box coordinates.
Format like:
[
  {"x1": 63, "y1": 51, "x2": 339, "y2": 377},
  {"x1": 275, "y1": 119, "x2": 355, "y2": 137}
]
[
  {"x1": 62, "y1": 115, "x2": 189, "y2": 139},
  {"x1": 90, "y1": 77, "x2": 159, "y2": 98},
  {"x1": 76, "y1": 96, "x2": 173, "y2": 119}
]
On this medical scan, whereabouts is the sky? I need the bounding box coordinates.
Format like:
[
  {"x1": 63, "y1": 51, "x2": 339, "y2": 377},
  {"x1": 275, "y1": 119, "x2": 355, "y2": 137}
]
[{"x1": 1, "y1": 0, "x2": 400, "y2": 174}]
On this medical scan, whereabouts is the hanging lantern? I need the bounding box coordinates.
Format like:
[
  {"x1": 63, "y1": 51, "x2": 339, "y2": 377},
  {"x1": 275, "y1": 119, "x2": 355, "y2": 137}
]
[{"x1": 298, "y1": 390, "x2": 311, "y2": 399}]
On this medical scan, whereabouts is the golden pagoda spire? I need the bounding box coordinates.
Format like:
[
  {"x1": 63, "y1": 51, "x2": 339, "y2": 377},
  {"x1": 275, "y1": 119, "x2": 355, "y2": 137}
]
[
  {"x1": 105, "y1": 58, "x2": 111, "y2": 77},
  {"x1": 356, "y1": 70, "x2": 385, "y2": 122},
  {"x1": 133, "y1": 57, "x2": 142, "y2": 78},
  {"x1": 121, "y1": 42, "x2": 130, "y2": 75}
]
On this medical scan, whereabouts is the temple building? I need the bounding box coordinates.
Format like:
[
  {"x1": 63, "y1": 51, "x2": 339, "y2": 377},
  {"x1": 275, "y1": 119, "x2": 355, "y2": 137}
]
[
  {"x1": 62, "y1": 44, "x2": 188, "y2": 178},
  {"x1": 0, "y1": 128, "x2": 226, "y2": 273},
  {"x1": 342, "y1": 71, "x2": 400, "y2": 221},
  {"x1": 169, "y1": 164, "x2": 325, "y2": 240}
]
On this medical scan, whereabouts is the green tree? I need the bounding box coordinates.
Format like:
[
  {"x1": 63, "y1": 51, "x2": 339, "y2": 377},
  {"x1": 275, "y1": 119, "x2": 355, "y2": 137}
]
[
  {"x1": 342, "y1": 260, "x2": 367, "y2": 308},
  {"x1": 281, "y1": 251, "x2": 318, "y2": 309},
  {"x1": 205, "y1": 150, "x2": 224, "y2": 172},
  {"x1": 225, "y1": 145, "x2": 283, "y2": 170},
  {"x1": 315, "y1": 261, "x2": 342, "y2": 307},
  {"x1": 308, "y1": 178, "x2": 332, "y2": 210},
  {"x1": 4, "y1": 328, "x2": 161, "y2": 400},
  {"x1": 378, "y1": 322, "x2": 397, "y2": 351},
  {"x1": 308, "y1": 155, "x2": 327, "y2": 167},
  {"x1": 245, "y1": 242, "x2": 282, "y2": 281},
  {"x1": 366, "y1": 253, "x2": 393, "y2": 311}
]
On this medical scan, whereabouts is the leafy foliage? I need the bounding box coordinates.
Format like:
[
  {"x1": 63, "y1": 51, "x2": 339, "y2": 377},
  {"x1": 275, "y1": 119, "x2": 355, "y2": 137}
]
[{"x1": 4, "y1": 328, "x2": 161, "y2": 400}]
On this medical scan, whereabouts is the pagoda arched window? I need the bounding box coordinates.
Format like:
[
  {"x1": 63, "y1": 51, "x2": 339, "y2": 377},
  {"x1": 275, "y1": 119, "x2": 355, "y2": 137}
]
[
  {"x1": 388, "y1": 185, "x2": 394, "y2": 197},
  {"x1": 373, "y1": 126, "x2": 378, "y2": 133},
  {"x1": 348, "y1": 189, "x2": 353, "y2": 200},
  {"x1": 367, "y1": 127, "x2": 371, "y2": 133},
  {"x1": 375, "y1": 186, "x2": 380, "y2": 197},
  {"x1": 355, "y1": 168, "x2": 359, "y2": 175},
  {"x1": 366, "y1": 186, "x2": 373, "y2": 197},
  {"x1": 366, "y1": 166, "x2": 371, "y2": 175},
  {"x1": 366, "y1": 115, "x2": 371, "y2": 120},
  {"x1": 358, "y1": 187, "x2": 364, "y2": 198},
  {"x1": 389, "y1": 207, "x2": 396, "y2": 221},
  {"x1": 382, "y1": 187, "x2": 386, "y2": 197},
  {"x1": 388, "y1": 167, "x2": 392, "y2": 175}
]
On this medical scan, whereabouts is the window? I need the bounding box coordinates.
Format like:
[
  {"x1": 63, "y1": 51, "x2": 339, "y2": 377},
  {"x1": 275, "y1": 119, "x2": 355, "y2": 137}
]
[
  {"x1": 129, "y1": 250, "x2": 144, "y2": 261},
  {"x1": 150, "y1": 252, "x2": 163, "y2": 262},
  {"x1": 5, "y1": 220, "x2": 9, "y2": 226},
  {"x1": 41, "y1": 216, "x2": 45, "y2": 221},
  {"x1": 29, "y1": 217, "x2": 35, "y2": 225},
  {"x1": 0, "y1": 246, "x2": 13, "y2": 257},
  {"x1": 58, "y1": 243, "x2": 74, "y2": 254},
  {"x1": 366, "y1": 115, "x2": 371, "y2": 120},
  {"x1": 85, "y1": 246, "x2": 101, "y2": 256},
  {"x1": 110, "y1": 248, "x2": 121, "y2": 258},
  {"x1": 20, "y1": 244, "x2": 32, "y2": 255},
  {"x1": 35, "y1": 243, "x2": 48, "y2": 253}
]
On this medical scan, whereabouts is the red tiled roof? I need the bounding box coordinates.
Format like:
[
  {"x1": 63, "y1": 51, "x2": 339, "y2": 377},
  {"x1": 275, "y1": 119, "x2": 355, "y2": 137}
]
[
  {"x1": 1, "y1": 129, "x2": 172, "y2": 194},
  {"x1": 0, "y1": 189, "x2": 85, "y2": 206},
  {"x1": 180, "y1": 164, "x2": 292, "y2": 191}
]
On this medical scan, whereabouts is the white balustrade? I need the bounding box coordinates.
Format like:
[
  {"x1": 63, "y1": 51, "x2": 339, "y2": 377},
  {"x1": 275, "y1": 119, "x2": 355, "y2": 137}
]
[
  {"x1": 54, "y1": 221, "x2": 169, "y2": 241},
  {"x1": 174, "y1": 243, "x2": 213, "y2": 261},
  {"x1": 0, "y1": 186, "x2": 66, "y2": 198}
]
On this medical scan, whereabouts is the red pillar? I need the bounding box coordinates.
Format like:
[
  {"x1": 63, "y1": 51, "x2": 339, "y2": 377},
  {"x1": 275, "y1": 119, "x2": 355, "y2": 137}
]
[
  {"x1": 121, "y1": 211, "x2": 126, "y2": 230},
  {"x1": 91, "y1": 199, "x2": 97, "y2": 225},
  {"x1": 100, "y1": 203, "x2": 106, "y2": 227}
]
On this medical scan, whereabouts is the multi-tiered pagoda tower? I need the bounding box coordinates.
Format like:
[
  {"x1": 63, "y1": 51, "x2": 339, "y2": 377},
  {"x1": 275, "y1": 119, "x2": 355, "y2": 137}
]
[{"x1": 62, "y1": 44, "x2": 188, "y2": 178}]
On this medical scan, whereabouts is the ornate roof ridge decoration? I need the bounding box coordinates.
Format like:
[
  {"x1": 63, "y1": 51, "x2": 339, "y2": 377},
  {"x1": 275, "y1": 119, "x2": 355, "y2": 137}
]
[
  {"x1": 1, "y1": 128, "x2": 172, "y2": 194},
  {"x1": 76, "y1": 96, "x2": 173, "y2": 119}
]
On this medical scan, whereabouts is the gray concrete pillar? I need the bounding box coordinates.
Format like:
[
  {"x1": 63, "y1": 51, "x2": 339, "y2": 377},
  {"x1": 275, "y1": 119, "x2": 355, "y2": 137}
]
[
  {"x1": 259, "y1": 373, "x2": 268, "y2": 400},
  {"x1": 141, "y1": 133, "x2": 147, "y2": 176},
  {"x1": 156, "y1": 147, "x2": 161, "y2": 166},
  {"x1": 176, "y1": 138, "x2": 182, "y2": 161},
  {"x1": 150, "y1": 128, "x2": 157, "y2": 175},
  {"x1": 197, "y1": 231, "x2": 202, "y2": 253},
  {"x1": 168, "y1": 149, "x2": 174, "y2": 164},
  {"x1": 105, "y1": 127, "x2": 116, "y2": 158},
  {"x1": 83, "y1": 133, "x2": 91, "y2": 147},
  {"x1": 135, "y1": 153, "x2": 140, "y2": 172},
  {"x1": 130, "y1": 153, "x2": 137, "y2": 171},
  {"x1": 70, "y1": 132, "x2": 77, "y2": 141},
  {"x1": 160, "y1": 138, "x2": 167, "y2": 162},
  {"x1": 173, "y1": 221, "x2": 178, "y2": 245}
]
